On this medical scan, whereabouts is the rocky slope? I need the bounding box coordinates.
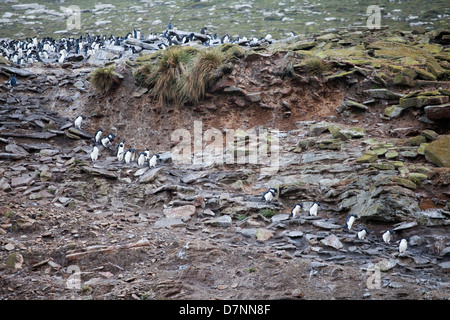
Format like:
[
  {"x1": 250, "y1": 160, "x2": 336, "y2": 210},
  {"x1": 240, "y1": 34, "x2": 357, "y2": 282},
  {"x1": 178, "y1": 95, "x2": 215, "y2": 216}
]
[{"x1": 0, "y1": 28, "x2": 449, "y2": 300}]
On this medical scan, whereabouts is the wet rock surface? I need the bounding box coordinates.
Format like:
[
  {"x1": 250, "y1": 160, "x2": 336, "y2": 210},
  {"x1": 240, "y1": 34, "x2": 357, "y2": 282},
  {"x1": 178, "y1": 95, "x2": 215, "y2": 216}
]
[{"x1": 1, "y1": 28, "x2": 450, "y2": 300}]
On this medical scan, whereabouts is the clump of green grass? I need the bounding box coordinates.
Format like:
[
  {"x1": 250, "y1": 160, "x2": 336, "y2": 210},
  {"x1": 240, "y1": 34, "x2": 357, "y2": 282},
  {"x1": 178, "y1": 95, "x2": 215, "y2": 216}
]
[
  {"x1": 148, "y1": 46, "x2": 198, "y2": 106},
  {"x1": 88, "y1": 65, "x2": 123, "y2": 93},
  {"x1": 304, "y1": 56, "x2": 330, "y2": 76},
  {"x1": 182, "y1": 48, "x2": 224, "y2": 103},
  {"x1": 133, "y1": 46, "x2": 229, "y2": 107},
  {"x1": 133, "y1": 62, "x2": 157, "y2": 88},
  {"x1": 259, "y1": 209, "x2": 278, "y2": 219}
]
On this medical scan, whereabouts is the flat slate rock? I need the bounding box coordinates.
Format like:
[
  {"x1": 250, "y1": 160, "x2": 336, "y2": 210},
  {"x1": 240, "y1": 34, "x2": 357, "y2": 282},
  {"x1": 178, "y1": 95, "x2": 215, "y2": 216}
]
[
  {"x1": 393, "y1": 221, "x2": 418, "y2": 231},
  {"x1": 0, "y1": 152, "x2": 27, "y2": 160},
  {"x1": 312, "y1": 220, "x2": 343, "y2": 230},
  {"x1": 154, "y1": 217, "x2": 185, "y2": 229},
  {"x1": 0, "y1": 65, "x2": 34, "y2": 77},
  {"x1": 0, "y1": 131, "x2": 57, "y2": 139},
  {"x1": 81, "y1": 166, "x2": 118, "y2": 179},
  {"x1": 67, "y1": 127, "x2": 93, "y2": 139}
]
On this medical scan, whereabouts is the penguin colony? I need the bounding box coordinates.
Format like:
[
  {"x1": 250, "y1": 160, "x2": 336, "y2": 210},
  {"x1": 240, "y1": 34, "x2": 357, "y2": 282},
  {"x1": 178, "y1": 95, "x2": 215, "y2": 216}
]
[
  {"x1": 0, "y1": 23, "x2": 281, "y2": 66},
  {"x1": 76, "y1": 116, "x2": 160, "y2": 170},
  {"x1": 262, "y1": 188, "x2": 409, "y2": 254}
]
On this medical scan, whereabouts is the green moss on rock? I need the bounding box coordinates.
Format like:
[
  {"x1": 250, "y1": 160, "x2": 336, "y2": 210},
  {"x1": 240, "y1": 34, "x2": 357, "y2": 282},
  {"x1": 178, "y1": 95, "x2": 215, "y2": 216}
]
[{"x1": 424, "y1": 135, "x2": 450, "y2": 167}]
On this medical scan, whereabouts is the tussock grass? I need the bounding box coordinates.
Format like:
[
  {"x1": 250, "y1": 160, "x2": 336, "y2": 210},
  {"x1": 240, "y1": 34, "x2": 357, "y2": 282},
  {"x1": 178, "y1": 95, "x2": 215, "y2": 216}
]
[
  {"x1": 88, "y1": 65, "x2": 122, "y2": 93},
  {"x1": 182, "y1": 48, "x2": 224, "y2": 103},
  {"x1": 304, "y1": 56, "x2": 330, "y2": 76},
  {"x1": 133, "y1": 46, "x2": 229, "y2": 107}
]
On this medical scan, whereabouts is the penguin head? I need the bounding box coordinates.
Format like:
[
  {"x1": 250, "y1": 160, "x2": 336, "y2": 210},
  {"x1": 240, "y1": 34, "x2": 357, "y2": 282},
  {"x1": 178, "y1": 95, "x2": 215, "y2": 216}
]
[{"x1": 269, "y1": 188, "x2": 278, "y2": 194}]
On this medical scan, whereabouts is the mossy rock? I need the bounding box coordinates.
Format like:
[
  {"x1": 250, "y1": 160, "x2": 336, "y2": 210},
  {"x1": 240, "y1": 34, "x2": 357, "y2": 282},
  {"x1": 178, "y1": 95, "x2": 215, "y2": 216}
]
[
  {"x1": 384, "y1": 105, "x2": 405, "y2": 118},
  {"x1": 400, "y1": 68, "x2": 418, "y2": 79},
  {"x1": 374, "y1": 175, "x2": 417, "y2": 189},
  {"x1": 417, "y1": 143, "x2": 429, "y2": 155},
  {"x1": 393, "y1": 74, "x2": 416, "y2": 87},
  {"x1": 420, "y1": 43, "x2": 443, "y2": 55},
  {"x1": 421, "y1": 129, "x2": 439, "y2": 141},
  {"x1": 409, "y1": 166, "x2": 432, "y2": 175},
  {"x1": 385, "y1": 151, "x2": 399, "y2": 159},
  {"x1": 399, "y1": 94, "x2": 449, "y2": 108},
  {"x1": 408, "y1": 173, "x2": 428, "y2": 185},
  {"x1": 292, "y1": 40, "x2": 316, "y2": 51},
  {"x1": 318, "y1": 139, "x2": 342, "y2": 150},
  {"x1": 424, "y1": 135, "x2": 450, "y2": 167},
  {"x1": 388, "y1": 65, "x2": 403, "y2": 73},
  {"x1": 415, "y1": 68, "x2": 437, "y2": 81},
  {"x1": 390, "y1": 161, "x2": 404, "y2": 168},
  {"x1": 399, "y1": 97, "x2": 419, "y2": 108},
  {"x1": 356, "y1": 151, "x2": 377, "y2": 163},
  {"x1": 298, "y1": 137, "x2": 317, "y2": 149},
  {"x1": 439, "y1": 88, "x2": 450, "y2": 96},
  {"x1": 326, "y1": 70, "x2": 356, "y2": 81},
  {"x1": 417, "y1": 95, "x2": 449, "y2": 107},
  {"x1": 407, "y1": 135, "x2": 427, "y2": 146},
  {"x1": 370, "y1": 162, "x2": 396, "y2": 170},
  {"x1": 343, "y1": 100, "x2": 368, "y2": 111},
  {"x1": 371, "y1": 147, "x2": 388, "y2": 156}
]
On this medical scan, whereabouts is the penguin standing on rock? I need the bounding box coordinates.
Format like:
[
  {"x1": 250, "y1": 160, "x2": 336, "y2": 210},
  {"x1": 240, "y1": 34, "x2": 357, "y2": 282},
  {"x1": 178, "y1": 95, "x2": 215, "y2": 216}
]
[
  {"x1": 94, "y1": 128, "x2": 103, "y2": 143},
  {"x1": 343, "y1": 214, "x2": 358, "y2": 231},
  {"x1": 261, "y1": 188, "x2": 277, "y2": 203},
  {"x1": 101, "y1": 133, "x2": 115, "y2": 148},
  {"x1": 90, "y1": 144, "x2": 99, "y2": 163},
  {"x1": 74, "y1": 115, "x2": 83, "y2": 130},
  {"x1": 357, "y1": 228, "x2": 369, "y2": 240},
  {"x1": 137, "y1": 152, "x2": 146, "y2": 166},
  {"x1": 149, "y1": 153, "x2": 160, "y2": 168},
  {"x1": 382, "y1": 230, "x2": 394, "y2": 244},
  {"x1": 124, "y1": 149, "x2": 133, "y2": 164},
  {"x1": 289, "y1": 203, "x2": 303, "y2": 219},
  {"x1": 399, "y1": 238, "x2": 408, "y2": 255},
  {"x1": 309, "y1": 202, "x2": 321, "y2": 216},
  {"x1": 117, "y1": 140, "x2": 125, "y2": 161}
]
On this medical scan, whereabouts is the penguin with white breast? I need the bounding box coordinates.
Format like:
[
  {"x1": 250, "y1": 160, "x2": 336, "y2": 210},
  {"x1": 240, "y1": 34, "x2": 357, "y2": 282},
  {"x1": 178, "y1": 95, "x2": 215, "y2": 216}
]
[
  {"x1": 90, "y1": 144, "x2": 99, "y2": 163},
  {"x1": 124, "y1": 149, "x2": 133, "y2": 164},
  {"x1": 101, "y1": 133, "x2": 115, "y2": 149},
  {"x1": 149, "y1": 154, "x2": 160, "y2": 168},
  {"x1": 261, "y1": 188, "x2": 277, "y2": 203},
  {"x1": 101, "y1": 135, "x2": 111, "y2": 148},
  {"x1": 74, "y1": 115, "x2": 83, "y2": 130},
  {"x1": 117, "y1": 140, "x2": 125, "y2": 161},
  {"x1": 144, "y1": 147, "x2": 150, "y2": 160},
  {"x1": 130, "y1": 148, "x2": 137, "y2": 162},
  {"x1": 382, "y1": 230, "x2": 394, "y2": 244},
  {"x1": 357, "y1": 228, "x2": 369, "y2": 240},
  {"x1": 399, "y1": 238, "x2": 408, "y2": 255},
  {"x1": 137, "y1": 152, "x2": 146, "y2": 166},
  {"x1": 309, "y1": 202, "x2": 321, "y2": 216},
  {"x1": 343, "y1": 214, "x2": 358, "y2": 231},
  {"x1": 94, "y1": 128, "x2": 103, "y2": 143},
  {"x1": 289, "y1": 203, "x2": 303, "y2": 219}
]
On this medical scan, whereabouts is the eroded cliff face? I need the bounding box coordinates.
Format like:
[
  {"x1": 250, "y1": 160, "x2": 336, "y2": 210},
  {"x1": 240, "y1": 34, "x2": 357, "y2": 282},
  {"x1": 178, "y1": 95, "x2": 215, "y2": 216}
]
[{"x1": 0, "y1": 29, "x2": 449, "y2": 300}]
